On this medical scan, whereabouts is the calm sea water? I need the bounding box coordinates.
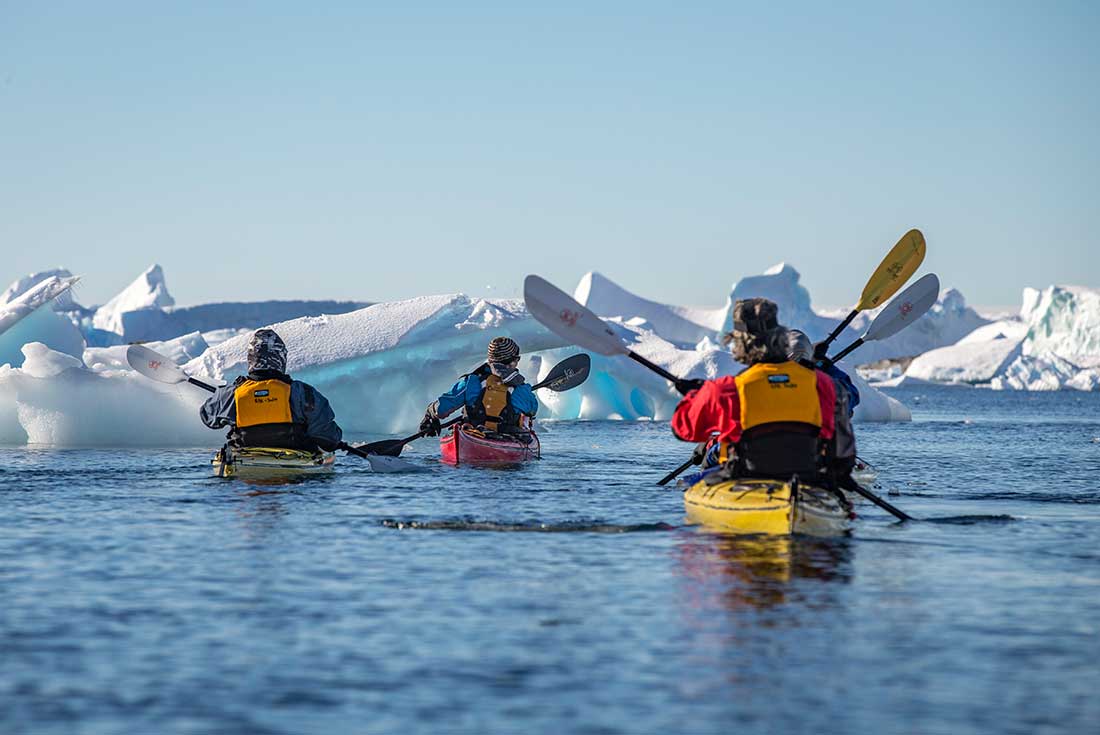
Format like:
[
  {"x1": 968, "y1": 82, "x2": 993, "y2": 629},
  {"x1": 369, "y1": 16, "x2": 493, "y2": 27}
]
[{"x1": 2, "y1": 386, "x2": 1099, "y2": 734}]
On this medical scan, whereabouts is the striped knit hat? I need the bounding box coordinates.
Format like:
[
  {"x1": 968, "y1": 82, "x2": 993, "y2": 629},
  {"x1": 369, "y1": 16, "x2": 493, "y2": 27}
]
[{"x1": 487, "y1": 336, "x2": 520, "y2": 364}]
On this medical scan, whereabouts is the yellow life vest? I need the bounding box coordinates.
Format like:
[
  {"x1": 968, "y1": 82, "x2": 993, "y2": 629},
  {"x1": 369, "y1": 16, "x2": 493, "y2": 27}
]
[
  {"x1": 735, "y1": 361, "x2": 822, "y2": 432},
  {"x1": 480, "y1": 374, "x2": 511, "y2": 432},
  {"x1": 234, "y1": 379, "x2": 293, "y2": 428}
]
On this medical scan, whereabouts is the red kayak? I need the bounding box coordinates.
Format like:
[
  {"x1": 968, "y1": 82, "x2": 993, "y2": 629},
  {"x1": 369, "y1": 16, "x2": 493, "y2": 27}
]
[{"x1": 440, "y1": 424, "x2": 541, "y2": 465}]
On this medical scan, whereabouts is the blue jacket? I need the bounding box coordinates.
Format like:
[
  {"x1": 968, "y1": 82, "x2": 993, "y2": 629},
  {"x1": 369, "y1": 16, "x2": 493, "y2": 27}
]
[
  {"x1": 823, "y1": 363, "x2": 860, "y2": 416},
  {"x1": 435, "y1": 371, "x2": 538, "y2": 420}
]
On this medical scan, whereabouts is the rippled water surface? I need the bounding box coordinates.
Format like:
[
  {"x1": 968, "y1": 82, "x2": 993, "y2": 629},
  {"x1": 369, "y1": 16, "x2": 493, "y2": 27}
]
[{"x1": 3, "y1": 387, "x2": 1099, "y2": 734}]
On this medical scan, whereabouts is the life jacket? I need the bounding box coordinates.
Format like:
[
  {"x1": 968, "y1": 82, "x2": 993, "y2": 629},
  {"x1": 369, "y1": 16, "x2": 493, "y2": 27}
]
[
  {"x1": 231, "y1": 376, "x2": 308, "y2": 449},
  {"x1": 462, "y1": 364, "x2": 522, "y2": 432},
  {"x1": 720, "y1": 360, "x2": 824, "y2": 480}
]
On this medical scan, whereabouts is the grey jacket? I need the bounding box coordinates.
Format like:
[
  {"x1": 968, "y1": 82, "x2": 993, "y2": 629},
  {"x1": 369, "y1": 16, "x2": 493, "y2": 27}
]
[{"x1": 200, "y1": 374, "x2": 343, "y2": 451}]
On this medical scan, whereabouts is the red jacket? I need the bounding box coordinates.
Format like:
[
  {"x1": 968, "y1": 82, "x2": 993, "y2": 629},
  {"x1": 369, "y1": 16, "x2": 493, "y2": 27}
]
[{"x1": 672, "y1": 370, "x2": 836, "y2": 444}]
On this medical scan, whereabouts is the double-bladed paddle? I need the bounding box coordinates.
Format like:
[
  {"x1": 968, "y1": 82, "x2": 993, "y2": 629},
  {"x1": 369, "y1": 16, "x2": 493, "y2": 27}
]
[
  {"x1": 125, "y1": 344, "x2": 400, "y2": 464},
  {"x1": 828, "y1": 273, "x2": 940, "y2": 364},
  {"x1": 520, "y1": 275, "x2": 917, "y2": 522},
  {"x1": 357, "y1": 352, "x2": 592, "y2": 457},
  {"x1": 816, "y1": 229, "x2": 926, "y2": 357}
]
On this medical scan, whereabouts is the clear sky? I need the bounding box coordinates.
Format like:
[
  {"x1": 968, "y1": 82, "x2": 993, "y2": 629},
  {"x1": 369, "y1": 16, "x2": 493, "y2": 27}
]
[{"x1": 2, "y1": 2, "x2": 1097, "y2": 310}]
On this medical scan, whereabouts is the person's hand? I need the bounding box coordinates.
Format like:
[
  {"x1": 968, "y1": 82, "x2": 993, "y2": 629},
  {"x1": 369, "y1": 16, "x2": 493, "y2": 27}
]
[
  {"x1": 675, "y1": 378, "x2": 706, "y2": 396},
  {"x1": 419, "y1": 410, "x2": 441, "y2": 437},
  {"x1": 691, "y1": 441, "x2": 710, "y2": 466},
  {"x1": 813, "y1": 341, "x2": 830, "y2": 360}
]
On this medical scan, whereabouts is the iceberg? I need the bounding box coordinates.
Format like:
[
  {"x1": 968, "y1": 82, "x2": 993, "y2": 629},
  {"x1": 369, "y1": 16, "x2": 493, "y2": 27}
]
[
  {"x1": 0, "y1": 276, "x2": 85, "y2": 368},
  {"x1": 80, "y1": 264, "x2": 371, "y2": 345},
  {"x1": 898, "y1": 284, "x2": 1100, "y2": 391},
  {"x1": 91, "y1": 264, "x2": 175, "y2": 337},
  {"x1": 0, "y1": 262, "x2": 915, "y2": 447}
]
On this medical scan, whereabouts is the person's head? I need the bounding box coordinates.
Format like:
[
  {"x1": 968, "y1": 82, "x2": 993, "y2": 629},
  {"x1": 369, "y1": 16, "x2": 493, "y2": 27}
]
[
  {"x1": 785, "y1": 329, "x2": 813, "y2": 364},
  {"x1": 247, "y1": 328, "x2": 288, "y2": 373},
  {"x1": 487, "y1": 336, "x2": 520, "y2": 366},
  {"x1": 721, "y1": 298, "x2": 789, "y2": 365}
]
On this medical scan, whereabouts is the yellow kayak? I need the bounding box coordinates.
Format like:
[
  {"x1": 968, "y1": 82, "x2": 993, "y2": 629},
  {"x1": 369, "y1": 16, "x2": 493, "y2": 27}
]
[
  {"x1": 684, "y1": 477, "x2": 852, "y2": 537},
  {"x1": 212, "y1": 446, "x2": 335, "y2": 479}
]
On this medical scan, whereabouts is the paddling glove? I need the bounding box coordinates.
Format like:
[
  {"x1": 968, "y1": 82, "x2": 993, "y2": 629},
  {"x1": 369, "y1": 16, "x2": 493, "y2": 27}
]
[
  {"x1": 675, "y1": 378, "x2": 706, "y2": 396},
  {"x1": 420, "y1": 410, "x2": 441, "y2": 437}
]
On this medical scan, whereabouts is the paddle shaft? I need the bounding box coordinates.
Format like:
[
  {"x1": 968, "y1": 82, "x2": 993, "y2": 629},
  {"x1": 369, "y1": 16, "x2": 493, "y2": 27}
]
[
  {"x1": 820, "y1": 310, "x2": 857, "y2": 354},
  {"x1": 838, "y1": 474, "x2": 914, "y2": 522},
  {"x1": 189, "y1": 377, "x2": 217, "y2": 393},
  {"x1": 627, "y1": 352, "x2": 681, "y2": 383},
  {"x1": 829, "y1": 337, "x2": 863, "y2": 364},
  {"x1": 657, "y1": 456, "x2": 696, "y2": 486}
]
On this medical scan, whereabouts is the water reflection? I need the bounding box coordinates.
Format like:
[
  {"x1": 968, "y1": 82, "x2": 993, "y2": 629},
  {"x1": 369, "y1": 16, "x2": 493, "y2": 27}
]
[{"x1": 676, "y1": 531, "x2": 853, "y2": 613}]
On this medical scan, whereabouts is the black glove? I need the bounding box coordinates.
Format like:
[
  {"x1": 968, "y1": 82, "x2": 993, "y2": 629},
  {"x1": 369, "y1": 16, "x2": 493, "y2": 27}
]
[
  {"x1": 691, "y1": 441, "x2": 710, "y2": 466},
  {"x1": 812, "y1": 341, "x2": 830, "y2": 360},
  {"x1": 674, "y1": 378, "x2": 706, "y2": 396},
  {"x1": 419, "y1": 410, "x2": 441, "y2": 437}
]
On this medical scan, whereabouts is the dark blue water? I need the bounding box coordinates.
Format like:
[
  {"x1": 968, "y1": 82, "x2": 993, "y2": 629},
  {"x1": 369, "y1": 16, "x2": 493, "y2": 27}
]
[{"x1": 2, "y1": 386, "x2": 1099, "y2": 734}]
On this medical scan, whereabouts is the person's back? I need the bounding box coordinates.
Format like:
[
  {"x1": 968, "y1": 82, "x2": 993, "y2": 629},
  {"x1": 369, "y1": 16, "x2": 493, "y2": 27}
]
[
  {"x1": 200, "y1": 329, "x2": 343, "y2": 452},
  {"x1": 420, "y1": 337, "x2": 538, "y2": 437},
  {"x1": 672, "y1": 298, "x2": 835, "y2": 480}
]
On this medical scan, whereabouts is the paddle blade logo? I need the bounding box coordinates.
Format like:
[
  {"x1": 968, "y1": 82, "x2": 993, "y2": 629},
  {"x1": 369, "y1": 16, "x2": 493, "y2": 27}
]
[
  {"x1": 899, "y1": 301, "x2": 913, "y2": 317},
  {"x1": 148, "y1": 360, "x2": 161, "y2": 370},
  {"x1": 559, "y1": 309, "x2": 579, "y2": 327}
]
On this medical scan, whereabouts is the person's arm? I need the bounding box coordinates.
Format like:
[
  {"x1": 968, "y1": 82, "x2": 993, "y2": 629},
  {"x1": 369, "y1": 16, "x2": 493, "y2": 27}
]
[
  {"x1": 508, "y1": 383, "x2": 538, "y2": 417},
  {"x1": 671, "y1": 378, "x2": 741, "y2": 443},
  {"x1": 199, "y1": 385, "x2": 237, "y2": 429},
  {"x1": 825, "y1": 363, "x2": 860, "y2": 412},
  {"x1": 814, "y1": 371, "x2": 836, "y2": 440},
  {"x1": 434, "y1": 375, "x2": 474, "y2": 419},
  {"x1": 294, "y1": 383, "x2": 343, "y2": 451}
]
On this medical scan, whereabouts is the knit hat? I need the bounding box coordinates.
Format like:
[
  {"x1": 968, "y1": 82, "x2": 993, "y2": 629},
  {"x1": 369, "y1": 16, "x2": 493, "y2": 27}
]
[
  {"x1": 247, "y1": 328, "x2": 288, "y2": 373},
  {"x1": 487, "y1": 336, "x2": 520, "y2": 364}
]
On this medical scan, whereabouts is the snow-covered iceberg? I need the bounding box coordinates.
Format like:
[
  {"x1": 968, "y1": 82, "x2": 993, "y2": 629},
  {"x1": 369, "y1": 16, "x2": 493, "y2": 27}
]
[
  {"x1": 895, "y1": 284, "x2": 1100, "y2": 391},
  {"x1": 0, "y1": 276, "x2": 85, "y2": 368},
  {"x1": 0, "y1": 280, "x2": 911, "y2": 445}
]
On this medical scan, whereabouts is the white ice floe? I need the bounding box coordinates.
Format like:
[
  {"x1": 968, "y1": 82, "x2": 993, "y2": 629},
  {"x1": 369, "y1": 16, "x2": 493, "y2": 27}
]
[
  {"x1": 0, "y1": 276, "x2": 85, "y2": 368},
  {"x1": 0, "y1": 343, "x2": 216, "y2": 446}
]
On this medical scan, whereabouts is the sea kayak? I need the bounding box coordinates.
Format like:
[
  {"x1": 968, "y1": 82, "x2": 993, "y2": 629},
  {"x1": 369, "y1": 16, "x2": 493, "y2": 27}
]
[
  {"x1": 212, "y1": 446, "x2": 336, "y2": 479},
  {"x1": 684, "y1": 477, "x2": 852, "y2": 536},
  {"x1": 440, "y1": 424, "x2": 540, "y2": 465}
]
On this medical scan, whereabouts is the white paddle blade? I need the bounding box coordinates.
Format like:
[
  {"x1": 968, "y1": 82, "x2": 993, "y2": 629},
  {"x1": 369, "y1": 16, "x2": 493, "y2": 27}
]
[
  {"x1": 126, "y1": 344, "x2": 188, "y2": 385},
  {"x1": 523, "y1": 275, "x2": 629, "y2": 357},
  {"x1": 864, "y1": 273, "x2": 941, "y2": 342}
]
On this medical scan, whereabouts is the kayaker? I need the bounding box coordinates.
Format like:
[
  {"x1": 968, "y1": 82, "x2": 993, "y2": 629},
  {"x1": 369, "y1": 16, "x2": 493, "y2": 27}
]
[
  {"x1": 672, "y1": 298, "x2": 836, "y2": 481},
  {"x1": 199, "y1": 329, "x2": 343, "y2": 452},
  {"x1": 419, "y1": 336, "x2": 538, "y2": 437}
]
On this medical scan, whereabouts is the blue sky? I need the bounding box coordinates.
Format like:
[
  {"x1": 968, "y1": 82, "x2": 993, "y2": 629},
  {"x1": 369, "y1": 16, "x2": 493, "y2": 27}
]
[{"x1": 2, "y1": 2, "x2": 1097, "y2": 310}]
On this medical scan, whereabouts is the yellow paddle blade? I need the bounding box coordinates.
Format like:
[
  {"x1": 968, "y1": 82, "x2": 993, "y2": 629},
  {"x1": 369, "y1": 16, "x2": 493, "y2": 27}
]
[{"x1": 856, "y1": 229, "x2": 926, "y2": 310}]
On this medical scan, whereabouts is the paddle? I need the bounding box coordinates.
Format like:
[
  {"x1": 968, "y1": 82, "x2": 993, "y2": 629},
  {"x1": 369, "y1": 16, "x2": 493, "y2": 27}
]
[
  {"x1": 357, "y1": 352, "x2": 593, "y2": 457},
  {"x1": 828, "y1": 273, "x2": 940, "y2": 363},
  {"x1": 816, "y1": 229, "x2": 926, "y2": 357},
  {"x1": 838, "y1": 475, "x2": 914, "y2": 522},
  {"x1": 657, "y1": 455, "x2": 700, "y2": 487},
  {"x1": 523, "y1": 275, "x2": 686, "y2": 386},
  {"x1": 126, "y1": 344, "x2": 397, "y2": 463}
]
